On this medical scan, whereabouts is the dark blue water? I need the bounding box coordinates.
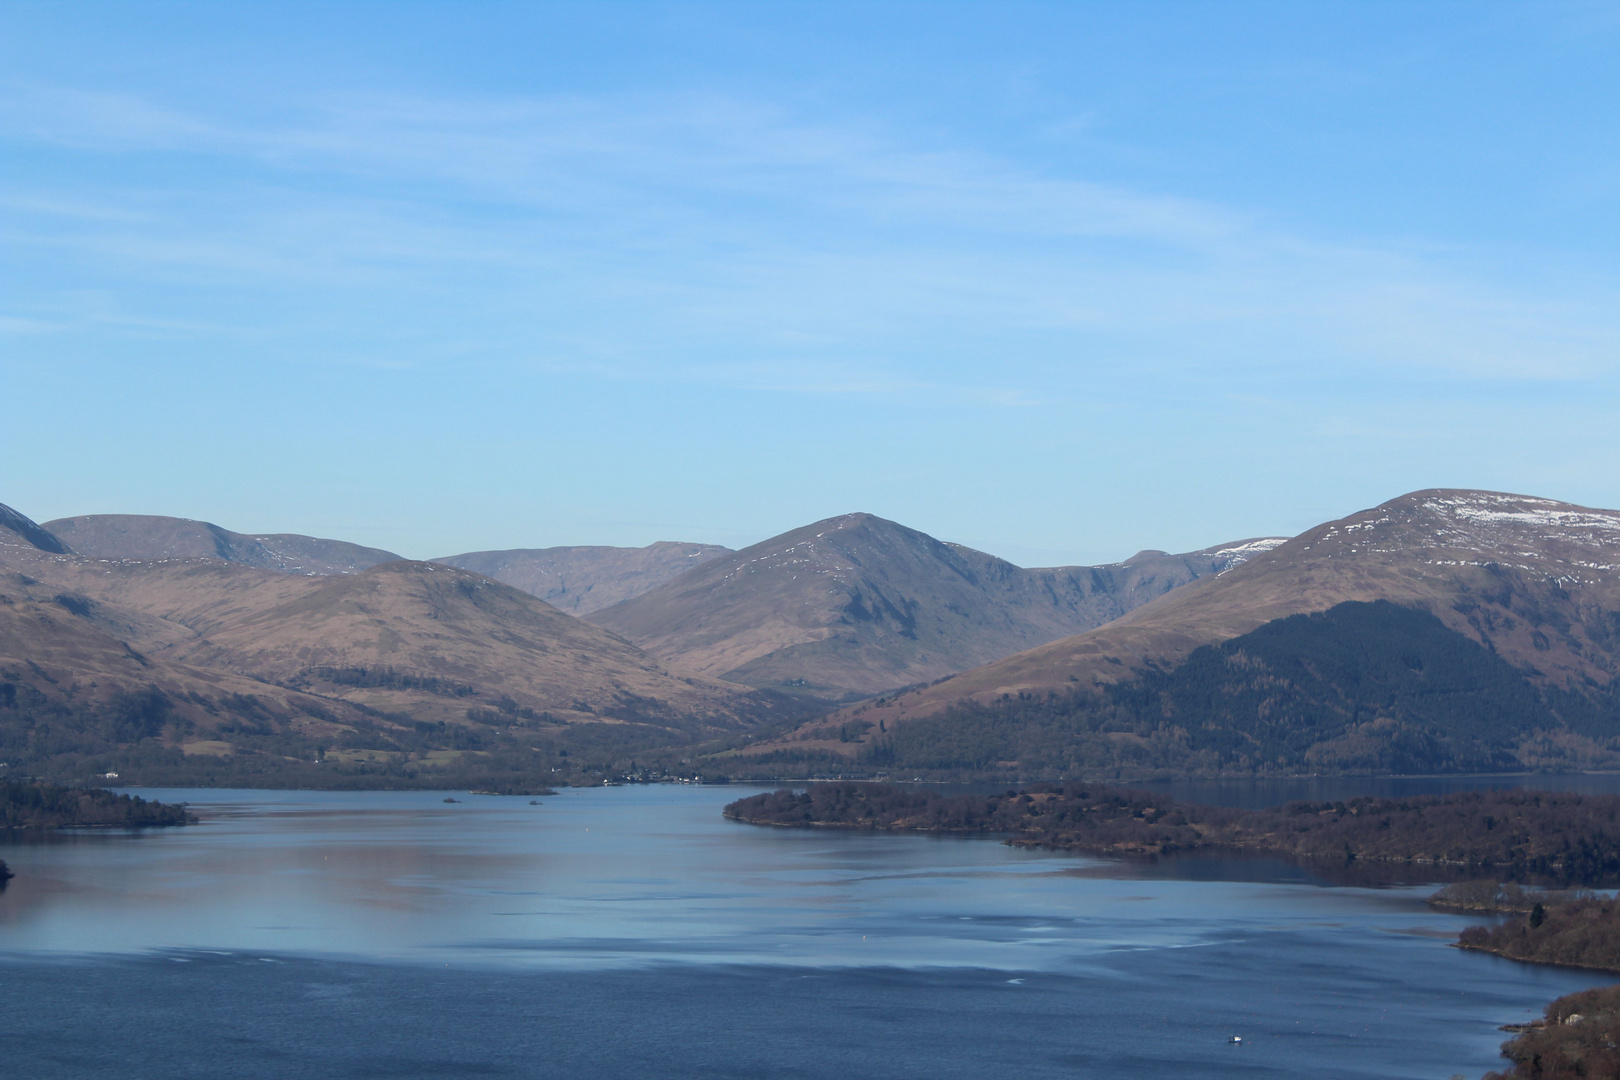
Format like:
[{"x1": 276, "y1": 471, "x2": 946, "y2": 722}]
[{"x1": 0, "y1": 784, "x2": 1610, "y2": 1078}]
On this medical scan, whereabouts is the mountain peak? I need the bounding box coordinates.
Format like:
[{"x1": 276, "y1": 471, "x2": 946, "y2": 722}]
[
  {"x1": 1286, "y1": 489, "x2": 1620, "y2": 588},
  {"x1": 591, "y1": 514, "x2": 1290, "y2": 699},
  {"x1": 815, "y1": 489, "x2": 1620, "y2": 741}
]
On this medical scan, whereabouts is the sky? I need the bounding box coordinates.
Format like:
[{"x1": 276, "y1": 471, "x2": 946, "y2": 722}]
[{"x1": 3, "y1": 1, "x2": 1618, "y2": 566}]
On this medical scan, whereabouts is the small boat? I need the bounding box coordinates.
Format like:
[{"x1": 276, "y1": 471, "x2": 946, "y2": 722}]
[{"x1": 1228, "y1": 1036, "x2": 1243, "y2": 1045}]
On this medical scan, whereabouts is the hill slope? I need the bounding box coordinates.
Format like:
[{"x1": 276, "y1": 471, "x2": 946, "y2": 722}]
[
  {"x1": 162, "y1": 560, "x2": 755, "y2": 728},
  {"x1": 0, "y1": 503, "x2": 70, "y2": 554},
  {"x1": 435, "y1": 542, "x2": 731, "y2": 614},
  {"x1": 755, "y1": 490, "x2": 1620, "y2": 775},
  {"x1": 0, "y1": 565, "x2": 394, "y2": 759},
  {"x1": 43, "y1": 514, "x2": 402, "y2": 575},
  {"x1": 589, "y1": 512, "x2": 1283, "y2": 699},
  {"x1": 0, "y1": 510, "x2": 772, "y2": 785}
]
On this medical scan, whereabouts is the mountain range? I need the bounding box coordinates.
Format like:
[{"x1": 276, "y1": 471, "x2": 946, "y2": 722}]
[
  {"x1": 588, "y1": 513, "x2": 1283, "y2": 699},
  {"x1": 745, "y1": 490, "x2": 1620, "y2": 777},
  {"x1": 7, "y1": 488, "x2": 1620, "y2": 785},
  {"x1": 0, "y1": 505, "x2": 768, "y2": 786}
]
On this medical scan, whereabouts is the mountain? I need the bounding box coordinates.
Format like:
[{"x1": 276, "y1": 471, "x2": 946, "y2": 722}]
[
  {"x1": 588, "y1": 512, "x2": 1285, "y2": 699},
  {"x1": 0, "y1": 564, "x2": 384, "y2": 748},
  {"x1": 435, "y1": 542, "x2": 732, "y2": 614},
  {"x1": 752, "y1": 491, "x2": 1620, "y2": 776},
  {"x1": 156, "y1": 560, "x2": 755, "y2": 727},
  {"x1": 42, "y1": 514, "x2": 402, "y2": 575},
  {"x1": 3, "y1": 552, "x2": 759, "y2": 729},
  {"x1": 0, "y1": 508, "x2": 773, "y2": 786},
  {"x1": 0, "y1": 502, "x2": 70, "y2": 554}
]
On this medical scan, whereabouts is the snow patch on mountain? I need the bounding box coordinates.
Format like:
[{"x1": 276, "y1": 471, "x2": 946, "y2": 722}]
[{"x1": 1211, "y1": 537, "x2": 1288, "y2": 575}]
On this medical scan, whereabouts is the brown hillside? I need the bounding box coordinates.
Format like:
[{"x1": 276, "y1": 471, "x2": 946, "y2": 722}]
[
  {"x1": 0, "y1": 569, "x2": 376, "y2": 732},
  {"x1": 163, "y1": 561, "x2": 755, "y2": 727},
  {"x1": 0, "y1": 524, "x2": 766, "y2": 765},
  {"x1": 588, "y1": 512, "x2": 1283, "y2": 699}
]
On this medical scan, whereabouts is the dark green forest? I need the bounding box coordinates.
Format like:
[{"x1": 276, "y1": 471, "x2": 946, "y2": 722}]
[
  {"x1": 845, "y1": 601, "x2": 1620, "y2": 777},
  {"x1": 0, "y1": 778, "x2": 193, "y2": 827}
]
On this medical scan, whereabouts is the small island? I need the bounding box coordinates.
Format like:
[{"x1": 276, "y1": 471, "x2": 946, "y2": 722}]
[{"x1": 1, "y1": 778, "x2": 195, "y2": 829}]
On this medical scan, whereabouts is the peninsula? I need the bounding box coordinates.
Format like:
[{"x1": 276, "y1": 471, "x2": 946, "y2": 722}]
[{"x1": 724, "y1": 783, "x2": 1620, "y2": 882}]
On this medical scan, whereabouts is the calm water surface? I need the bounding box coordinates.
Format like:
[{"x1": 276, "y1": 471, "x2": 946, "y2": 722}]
[{"x1": 0, "y1": 783, "x2": 1610, "y2": 1079}]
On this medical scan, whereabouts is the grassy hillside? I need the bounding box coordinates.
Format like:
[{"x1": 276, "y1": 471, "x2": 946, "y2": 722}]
[{"x1": 2, "y1": 527, "x2": 793, "y2": 787}]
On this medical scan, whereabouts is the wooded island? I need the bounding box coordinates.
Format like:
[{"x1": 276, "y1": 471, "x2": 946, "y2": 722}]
[{"x1": 0, "y1": 779, "x2": 194, "y2": 829}]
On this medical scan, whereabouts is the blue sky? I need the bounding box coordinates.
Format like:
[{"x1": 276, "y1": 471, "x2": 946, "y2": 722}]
[{"x1": 3, "y1": 1, "x2": 1618, "y2": 565}]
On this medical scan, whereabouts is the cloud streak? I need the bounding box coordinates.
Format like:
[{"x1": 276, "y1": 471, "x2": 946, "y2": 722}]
[{"x1": 4, "y1": 79, "x2": 1618, "y2": 404}]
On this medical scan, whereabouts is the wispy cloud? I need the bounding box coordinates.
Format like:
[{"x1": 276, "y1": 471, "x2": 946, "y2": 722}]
[{"x1": 3, "y1": 79, "x2": 1617, "y2": 402}]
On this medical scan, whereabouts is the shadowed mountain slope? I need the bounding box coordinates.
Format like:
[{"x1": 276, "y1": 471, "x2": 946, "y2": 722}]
[
  {"x1": 0, "y1": 503, "x2": 70, "y2": 554},
  {"x1": 752, "y1": 490, "x2": 1620, "y2": 772},
  {"x1": 435, "y1": 542, "x2": 731, "y2": 614},
  {"x1": 588, "y1": 513, "x2": 1283, "y2": 699},
  {"x1": 43, "y1": 514, "x2": 402, "y2": 576}
]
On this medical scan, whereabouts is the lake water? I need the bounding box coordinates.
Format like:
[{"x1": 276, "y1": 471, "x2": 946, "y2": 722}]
[{"x1": 0, "y1": 783, "x2": 1611, "y2": 1079}]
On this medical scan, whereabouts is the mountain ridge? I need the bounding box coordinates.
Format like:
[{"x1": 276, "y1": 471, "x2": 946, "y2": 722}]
[
  {"x1": 744, "y1": 489, "x2": 1620, "y2": 772},
  {"x1": 589, "y1": 512, "x2": 1285, "y2": 699},
  {"x1": 43, "y1": 514, "x2": 403, "y2": 576}
]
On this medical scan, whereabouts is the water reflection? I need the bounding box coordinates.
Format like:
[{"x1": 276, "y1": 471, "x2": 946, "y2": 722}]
[
  {"x1": 0, "y1": 782, "x2": 1590, "y2": 964},
  {"x1": 0, "y1": 784, "x2": 1612, "y2": 1080}
]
